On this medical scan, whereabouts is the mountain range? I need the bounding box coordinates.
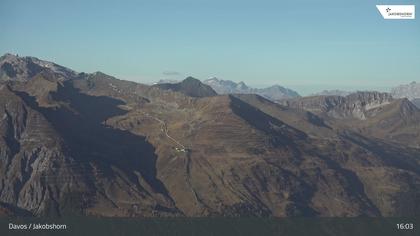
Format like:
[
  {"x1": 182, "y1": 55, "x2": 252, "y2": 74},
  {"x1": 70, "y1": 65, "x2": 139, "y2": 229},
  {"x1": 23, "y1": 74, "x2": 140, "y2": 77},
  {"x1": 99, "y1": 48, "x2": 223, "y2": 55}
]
[
  {"x1": 311, "y1": 90, "x2": 352, "y2": 97},
  {"x1": 154, "y1": 78, "x2": 300, "y2": 101},
  {"x1": 0, "y1": 54, "x2": 419, "y2": 217},
  {"x1": 391, "y1": 81, "x2": 420, "y2": 108},
  {"x1": 202, "y1": 77, "x2": 300, "y2": 101}
]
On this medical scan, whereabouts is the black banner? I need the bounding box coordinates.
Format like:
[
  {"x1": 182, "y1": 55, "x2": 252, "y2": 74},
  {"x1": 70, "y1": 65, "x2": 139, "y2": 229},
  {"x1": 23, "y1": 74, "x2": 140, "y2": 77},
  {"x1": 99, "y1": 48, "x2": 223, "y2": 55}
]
[{"x1": 0, "y1": 217, "x2": 419, "y2": 236}]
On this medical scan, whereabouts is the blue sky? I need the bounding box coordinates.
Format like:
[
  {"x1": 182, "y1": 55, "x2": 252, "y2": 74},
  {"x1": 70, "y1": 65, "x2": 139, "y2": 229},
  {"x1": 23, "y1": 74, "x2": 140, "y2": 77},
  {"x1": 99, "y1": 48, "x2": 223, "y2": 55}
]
[{"x1": 0, "y1": 0, "x2": 419, "y2": 95}]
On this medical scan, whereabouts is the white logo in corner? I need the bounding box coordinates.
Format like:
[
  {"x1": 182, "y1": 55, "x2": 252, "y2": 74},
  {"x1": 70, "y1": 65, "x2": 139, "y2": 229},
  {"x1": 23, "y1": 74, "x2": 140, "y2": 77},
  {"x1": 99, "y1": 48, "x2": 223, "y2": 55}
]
[{"x1": 376, "y1": 5, "x2": 415, "y2": 19}]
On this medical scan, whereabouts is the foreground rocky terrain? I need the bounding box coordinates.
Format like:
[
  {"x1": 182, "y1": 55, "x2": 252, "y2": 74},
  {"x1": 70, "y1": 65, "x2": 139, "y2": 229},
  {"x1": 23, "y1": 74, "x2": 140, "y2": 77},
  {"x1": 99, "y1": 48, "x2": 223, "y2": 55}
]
[{"x1": 0, "y1": 54, "x2": 419, "y2": 217}]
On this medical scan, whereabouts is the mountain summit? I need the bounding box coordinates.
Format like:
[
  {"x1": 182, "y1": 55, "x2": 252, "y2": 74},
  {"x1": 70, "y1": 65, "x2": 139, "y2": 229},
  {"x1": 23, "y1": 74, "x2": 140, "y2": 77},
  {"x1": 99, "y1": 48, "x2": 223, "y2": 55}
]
[
  {"x1": 153, "y1": 76, "x2": 217, "y2": 97},
  {"x1": 0, "y1": 53, "x2": 77, "y2": 81}
]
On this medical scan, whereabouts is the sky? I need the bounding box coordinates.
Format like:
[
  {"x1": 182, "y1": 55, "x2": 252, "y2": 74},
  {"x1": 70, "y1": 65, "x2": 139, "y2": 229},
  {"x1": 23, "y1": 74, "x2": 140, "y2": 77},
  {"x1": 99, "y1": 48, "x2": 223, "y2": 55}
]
[{"x1": 0, "y1": 0, "x2": 419, "y2": 95}]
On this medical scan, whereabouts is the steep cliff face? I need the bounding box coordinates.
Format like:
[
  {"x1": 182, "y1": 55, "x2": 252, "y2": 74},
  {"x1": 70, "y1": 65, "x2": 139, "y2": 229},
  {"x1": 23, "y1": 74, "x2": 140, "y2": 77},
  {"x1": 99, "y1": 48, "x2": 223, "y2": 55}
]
[{"x1": 0, "y1": 85, "x2": 67, "y2": 216}]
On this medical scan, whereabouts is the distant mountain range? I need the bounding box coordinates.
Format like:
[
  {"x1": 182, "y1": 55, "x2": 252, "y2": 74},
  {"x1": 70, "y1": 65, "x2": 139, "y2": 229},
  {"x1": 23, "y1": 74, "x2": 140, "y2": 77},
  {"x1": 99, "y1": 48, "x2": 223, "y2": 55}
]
[
  {"x1": 154, "y1": 79, "x2": 179, "y2": 84},
  {"x1": 391, "y1": 81, "x2": 420, "y2": 100},
  {"x1": 155, "y1": 77, "x2": 300, "y2": 101},
  {"x1": 391, "y1": 81, "x2": 420, "y2": 107},
  {"x1": 299, "y1": 83, "x2": 420, "y2": 109},
  {"x1": 203, "y1": 77, "x2": 300, "y2": 101},
  {"x1": 311, "y1": 90, "x2": 351, "y2": 97},
  {"x1": 1, "y1": 53, "x2": 420, "y2": 218}
]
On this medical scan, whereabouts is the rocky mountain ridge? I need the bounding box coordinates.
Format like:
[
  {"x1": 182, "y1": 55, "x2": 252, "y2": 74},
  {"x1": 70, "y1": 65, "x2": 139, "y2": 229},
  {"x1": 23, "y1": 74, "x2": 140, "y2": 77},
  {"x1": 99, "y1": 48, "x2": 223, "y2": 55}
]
[
  {"x1": 0, "y1": 53, "x2": 77, "y2": 81},
  {"x1": 280, "y1": 91, "x2": 395, "y2": 120}
]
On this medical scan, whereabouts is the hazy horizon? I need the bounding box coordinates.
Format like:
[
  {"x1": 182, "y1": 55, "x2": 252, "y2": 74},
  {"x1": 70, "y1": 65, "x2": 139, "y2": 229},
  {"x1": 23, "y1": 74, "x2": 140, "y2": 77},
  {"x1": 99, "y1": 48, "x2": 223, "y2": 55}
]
[{"x1": 1, "y1": 0, "x2": 419, "y2": 95}]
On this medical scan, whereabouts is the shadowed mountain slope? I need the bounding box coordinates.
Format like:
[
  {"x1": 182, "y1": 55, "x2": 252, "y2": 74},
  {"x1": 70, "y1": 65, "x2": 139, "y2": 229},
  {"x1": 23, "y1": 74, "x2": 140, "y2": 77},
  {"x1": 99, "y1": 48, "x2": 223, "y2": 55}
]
[
  {"x1": 153, "y1": 77, "x2": 217, "y2": 98},
  {"x1": 1, "y1": 76, "x2": 179, "y2": 217}
]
